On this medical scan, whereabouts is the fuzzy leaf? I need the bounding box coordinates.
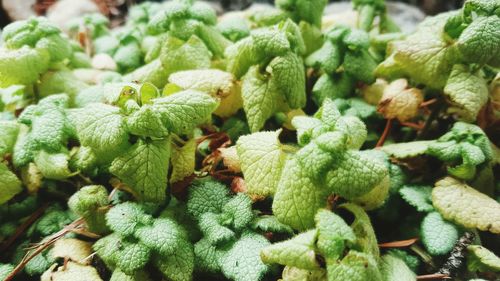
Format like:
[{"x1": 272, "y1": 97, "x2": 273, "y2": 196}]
[
  {"x1": 170, "y1": 138, "x2": 196, "y2": 183},
  {"x1": 220, "y1": 233, "x2": 271, "y2": 281},
  {"x1": 236, "y1": 130, "x2": 287, "y2": 197},
  {"x1": 272, "y1": 158, "x2": 330, "y2": 230},
  {"x1": 241, "y1": 66, "x2": 286, "y2": 132},
  {"x1": 153, "y1": 238, "x2": 194, "y2": 281},
  {"x1": 74, "y1": 103, "x2": 129, "y2": 160},
  {"x1": 0, "y1": 162, "x2": 22, "y2": 204},
  {"x1": 380, "y1": 254, "x2": 416, "y2": 281},
  {"x1": 399, "y1": 185, "x2": 434, "y2": 212},
  {"x1": 467, "y1": 245, "x2": 500, "y2": 273},
  {"x1": 315, "y1": 209, "x2": 356, "y2": 260},
  {"x1": 110, "y1": 138, "x2": 171, "y2": 202},
  {"x1": 326, "y1": 250, "x2": 382, "y2": 281},
  {"x1": 421, "y1": 212, "x2": 459, "y2": 255},
  {"x1": 152, "y1": 90, "x2": 218, "y2": 135},
  {"x1": 261, "y1": 230, "x2": 320, "y2": 270},
  {"x1": 443, "y1": 64, "x2": 489, "y2": 122},
  {"x1": 187, "y1": 179, "x2": 230, "y2": 219},
  {"x1": 432, "y1": 177, "x2": 500, "y2": 234}
]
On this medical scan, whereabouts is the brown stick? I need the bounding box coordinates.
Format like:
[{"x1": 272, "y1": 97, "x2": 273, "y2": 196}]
[
  {"x1": 3, "y1": 218, "x2": 85, "y2": 281},
  {"x1": 0, "y1": 203, "x2": 49, "y2": 252},
  {"x1": 416, "y1": 273, "x2": 451, "y2": 280},
  {"x1": 379, "y1": 237, "x2": 419, "y2": 248}
]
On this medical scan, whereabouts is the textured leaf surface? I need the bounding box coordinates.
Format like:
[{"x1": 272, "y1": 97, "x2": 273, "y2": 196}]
[
  {"x1": 380, "y1": 254, "x2": 416, "y2": 281},
  {"x1": 241, "y1": 66, "x2": 285, "y2": 132},
  {"x1": 467, "y1": 245, "x2": 500, "y2": 273},
  {"x1": 236, "y1": 130, "x2": 287, "y2": 197},
  {"x1": 0, "y1": 162, "x2": 22, "y2": 204},
  {"x1": 153, "y1": 239, "x2": 194, "y2": 281},
  {"x1": 261, "y1": 230, "x2": 320, "y2": 270},
  {"x1": 421, "y1": 212, "x2": 459, "y2": 255},
  {"x1": 432, "y1": 177, "x2": 500, "y2": 234},
  {"x1": 326, "y1": 250, "x2": 382, "y2": 281},
  {"x1": 399, "y1": 185, "x2": 434, "y2": 212},
  {"x1": 220, "y1": 233, "x2": 271, "y2": 281},
  {"x1": 110, "y1": 139, "x2": 171, "y2": 202},
  {"x1": 273, "y1": 158, "x2": 330, "y2": 230},
  {"x1": 152, "y1": 90, "x2": 218, "y2": 135},
  {"x1": 443, "y1": 64, "x2": 488, "y2": 121},
  {"x1": 170, "y1": 138, "x2": 196, "y2": 183}
]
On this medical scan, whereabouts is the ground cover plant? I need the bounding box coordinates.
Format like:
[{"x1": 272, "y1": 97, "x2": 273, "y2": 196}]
[{"x1": 0, "y1": 0, "x2": 499, "y2": 280}]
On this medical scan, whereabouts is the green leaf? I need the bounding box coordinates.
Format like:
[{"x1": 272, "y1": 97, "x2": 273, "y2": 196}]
[
  {"x1": 380, "y1": 141, "x2": 434, "y2": 159},
  {"x1": 187, "y1": 179, "x2": 230, "y2": 219},
  {"x1": 276, "y1": 0, "x2": 327, "y2": 27},
  {"x1": 236, "y1": 130, "x2": 287, "y2": 197},
  {"x1": 281, "y1": 266, "x2": 327, "y2": 281},
  {"x1": 110, "y1": 138, "x2": 171, "y2": 202},
  {"x1": 0, "y1": 47, "x2": 50, "y2": 88},
  {"x1": 343, "y1": 50, "x2": 377, "y2": 84},
  {"x1": 74, "y1": 103, "x2": 129, "y2": 161},
  {"x1": 267, "y1": 52, "x2": 306, "y2": 109},
  {"x1": 339, "y1": 203, "x2": 379, "y2": 258},
  {"x1": 272, "y1": 158, "x2": 330, "y2": 230},
  {"x1": 325, "y1": 151, "x2": 388, "y2": 200},
  {"x1": 153, "y1": 238, "x2": 194, "y2": 281},
  {"x1": 115, "y1": 242, "x2": 151, "y2": 275},
  {"x1": 241, "y1": 66, "x2": 286, "y2": 132},
  {"x1": 160, "y1": 35, "x2": 212, "y2": 76},
  {"x1": 0, "y1": 162, "x2": 22, "y2": 204},
  {"x1": 312, "y1": 74, "x2": 354, "y2": 106},
  {"x1": 305, "y1": 41, "x2": 342, "y2": 74},
  {"x1": 261, "y1": 230, "x2": 321, "y2": 270},
  {"x1": 467, "y1": 245, "x2": 500, "y2": 273},
  {"x1": 0, "y1": 121, "x2": 19, "y2": 156},
  {"x1": 432, "y1": 177, "x2": 500, "y2": 234},
  {"x1": 421, "y1": 212, "x2": 459, "y2": 255},
  {"x1": 376, "y1": 13, "x2": 457, "y2": 89},
  {"x1": 126, "y1": 105, "x2": 169, "y2": 138},
  {"x1": 326, "y1": 250, "x2": 382, "y2": 281},
  {"x1": 380, "y1": 254, "x2": 416, "y2": 281},
  {"x1": 199, "y1": 212, "x2": 235, "y2": 245},
  {"x1": 443, "y1": 64, "x2": 489, "y2": 122},
  {"x1": 135, "y1": 218, "x2": 183, "y2": 256},
  {"x1": 151, "y1": 90, "x2": 218, "y2": 135},
  {"x1": 399, "y1": 185, "x2": 434, "y2": 212},
  {"x1": 251, "y1": 215, "x2": 294, "y2": 235},
  {"x1": 34, "y1": 151, "x2": 73, "y2": 180},
  {"x1": 0, "y1": 264, "x2": 14, "y2": 281},
  {"x1": 105, "y1": 202, "x2": 152, "y2": 236},
  {"x1": 170, "y1": 138, "x2": 196, "y2": 183},
  {"x1": 194, "y1": 237, "x2": 220, "y2": 273},
  {"x1": 456, "y1": 15, "x2": 500, "y2": 66},
  {"x1": 14, "y1": 94, "x2": 74, "y2": 167},
  {"x1": 222, "y1": 193, "x2": 255, "y2": 230},
  {"x1": 315, "y1": 209, "x2": 356, "y2": 260},
  {"x1": 220, "y1": 232, "x2": 271, "y2": 281},
  {"x1": 225, "y1": 37, "x2": 258, "y2": 79}
]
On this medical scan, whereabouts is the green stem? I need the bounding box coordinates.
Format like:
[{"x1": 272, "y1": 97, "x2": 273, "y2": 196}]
[{"x1": 358, "y1": 5, "x2": 376, "y2": 31}]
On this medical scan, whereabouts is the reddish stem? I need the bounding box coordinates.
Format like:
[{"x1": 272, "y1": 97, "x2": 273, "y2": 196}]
[
  {"x1": 376, "y1": 119, "x2": 393, "y2": 147},
  {"x1": 0, "y1": 203, "x2": 49, "y2": 252},
  {"x1": 379, "y1": 237, "x2": 418, "y2": 248},
  {"x1": 416, "y1": 273, "x2": 451, "y2": 280}
]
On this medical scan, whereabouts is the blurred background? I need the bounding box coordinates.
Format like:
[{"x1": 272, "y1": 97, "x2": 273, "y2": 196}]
[{"x1": 0, "y1": 0, "x2": 465, "y2": 29}]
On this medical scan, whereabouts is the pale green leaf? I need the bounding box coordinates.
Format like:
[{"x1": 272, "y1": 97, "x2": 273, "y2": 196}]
[
  {"x1": 236, "y1": 130, "x2": 287, "y2": 197},
  {"x1": 421, "y1": 212, "x2": 459, "y2": 255},
  {"x1": 432, "y1": 177, "x2": 500, "y2": 234},
  {"x1": 261, "y1": 230, "x2": 320, "y2": 270},
  {"x1": 110, "y1": 139, "x2": 171, "y2": 202}
]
